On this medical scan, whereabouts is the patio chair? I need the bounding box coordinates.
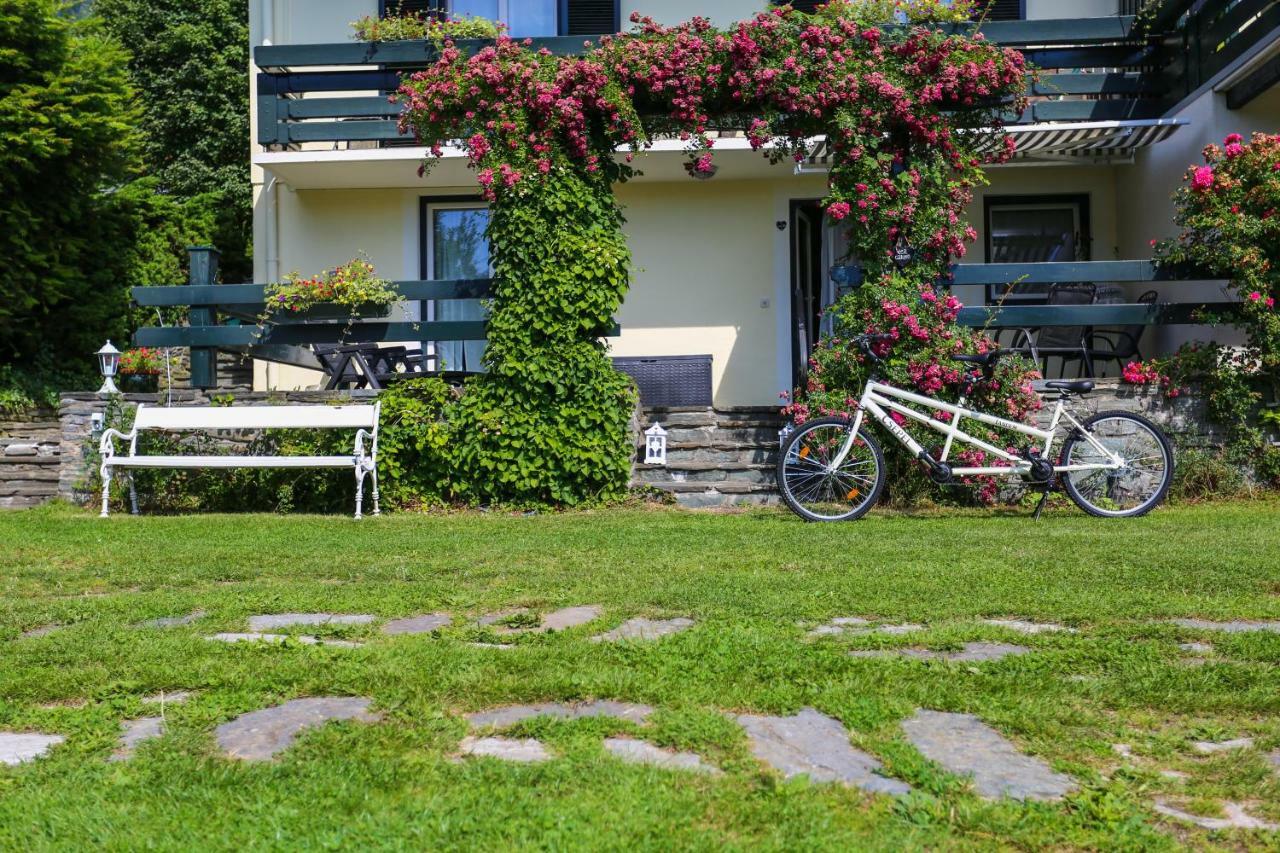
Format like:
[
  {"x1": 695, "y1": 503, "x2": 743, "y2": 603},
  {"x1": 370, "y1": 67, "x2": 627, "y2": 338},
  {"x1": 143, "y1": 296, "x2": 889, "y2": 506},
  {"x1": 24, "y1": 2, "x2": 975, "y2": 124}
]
[
  {"x1": 1087, "y1": 290, "x2": 1158, "y2": 377},
  {"x1": 1005, "y1": 282, "x2": 1097, "y2": 378}
]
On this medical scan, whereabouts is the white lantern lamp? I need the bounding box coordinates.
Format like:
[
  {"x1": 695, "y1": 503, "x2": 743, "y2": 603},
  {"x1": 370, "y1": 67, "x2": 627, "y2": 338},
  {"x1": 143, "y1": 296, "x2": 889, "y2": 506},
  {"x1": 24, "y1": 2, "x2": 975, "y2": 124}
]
[
  {"x1": 644, "y1": 422, "x2": 668, "y2": 466},
  {"x1": 778, "y1": 423, "x2": 794, "y2": 448},
  {"x1": 96, "y1": 340, "x2": 122, "y2": 396}
]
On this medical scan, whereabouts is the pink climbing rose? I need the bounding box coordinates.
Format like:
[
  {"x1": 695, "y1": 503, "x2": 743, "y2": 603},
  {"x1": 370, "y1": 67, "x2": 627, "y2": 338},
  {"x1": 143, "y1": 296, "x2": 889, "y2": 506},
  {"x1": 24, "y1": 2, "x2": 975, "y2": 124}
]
[{"x1": 1191, "y1": 166, "x2": 1214, "y2": 191}]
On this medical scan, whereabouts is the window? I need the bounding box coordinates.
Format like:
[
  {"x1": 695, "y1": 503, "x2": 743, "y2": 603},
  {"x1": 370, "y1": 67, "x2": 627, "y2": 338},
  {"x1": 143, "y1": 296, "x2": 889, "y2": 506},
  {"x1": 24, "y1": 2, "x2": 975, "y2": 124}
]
[
  {"x1": 423, "y1": 200, "x2": 490, "y2": 373},
  {"x1": 984, "y1": 195, "x2": 1090, "y2": 303},
  {"x1": 381, "y1": 0, "x2": 616, "y2": 37}
]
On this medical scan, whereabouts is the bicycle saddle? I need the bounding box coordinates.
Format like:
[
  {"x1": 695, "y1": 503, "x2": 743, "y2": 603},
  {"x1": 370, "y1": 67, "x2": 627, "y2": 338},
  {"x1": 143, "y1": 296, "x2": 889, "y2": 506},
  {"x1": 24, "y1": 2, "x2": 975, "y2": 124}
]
[
  {"x1": 950, "y1": 350, "x2": 1007, "y2": 376},
  {"x1": 1040, "y1": 379, "x2": 1095, "y2": 394}
]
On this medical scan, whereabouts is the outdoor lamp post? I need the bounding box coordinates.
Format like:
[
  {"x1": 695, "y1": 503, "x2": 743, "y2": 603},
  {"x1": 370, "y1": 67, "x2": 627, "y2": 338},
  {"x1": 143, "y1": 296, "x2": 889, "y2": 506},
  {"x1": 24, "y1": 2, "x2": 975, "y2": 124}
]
[
  {"x1": 644, "y1": 422, "x2": 668, "y2": 466},
  {"x1": 96, "y1": 340, "x2": 121, "y2": 396}
]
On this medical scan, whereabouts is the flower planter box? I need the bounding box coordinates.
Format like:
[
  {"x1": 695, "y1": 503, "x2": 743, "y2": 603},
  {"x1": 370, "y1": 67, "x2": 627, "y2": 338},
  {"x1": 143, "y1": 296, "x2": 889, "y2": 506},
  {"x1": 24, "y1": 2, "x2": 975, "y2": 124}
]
[
  {"x1": 270, "y1": 303, "x2": 393, "y2": 322},
  {"x1": 119, "y1": 374, "x2": 160, "y2": 393}
]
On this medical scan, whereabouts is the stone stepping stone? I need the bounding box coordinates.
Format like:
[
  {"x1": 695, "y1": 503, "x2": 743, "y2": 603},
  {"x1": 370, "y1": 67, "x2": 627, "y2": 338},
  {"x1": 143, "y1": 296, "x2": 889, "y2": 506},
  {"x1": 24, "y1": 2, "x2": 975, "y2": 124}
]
[
  {"x1": 901, "y1": 710, "x2": 1075, "y2": 801},
  {"x1": 850, "y1": 642, "x2": 1029, "y2": 663},
  {"x1": 807, "y1": 618, "x2": 922, "y2": 639},
  {"x1": 1168, "y1": 618, "x2": 1280, "y2": 634},
  {"x1": 110, "y1": 717, "x2": 165, "y2": 762},
  {"x1": 1179, "y1": 642, "x2": 1213, "y2": 653},
  {"x1": 139, "y1": 610, "x2": 206, "y2": 628},
  {"x1": 735, "y1": 708, "x2": 910, "y2": 795},
  {"x1": 215, "y1": 697, "x2": 379, "y2": 761},
  {"x1": 540, "y1": 605, "x2": 603, "y2": 632},
  {"x1": 0, "y1": 732, "x2": 64, "y2": 766},
  {"x1": 1154, "y1": 800, "x2": 1279, "y2": 831},
  {"x1": 981, "y1": 619, "x2": 1074, "y2": 635},
  {"x1": 603, "y1": 737, "x2": 720, "y2": 775},
  {"x1": 19, "y1": 624, "x2": 65, "y2": 640},
  {"x1": 591, "y1": 617, "x2": 694, "y2": 643},
  {"x1": 247, "y1": 613, "x2": 375, "y2": 631},
  {"x1": 382, "y1": 612, "x2": 452, "y2": 636},
  {"x1": 1269, "y1": 749, "x2": 1280, "y2": 775},
  {"x1": 476, "y1": 606, "x2": 603, "y2": 634},
  {"x1": 466, "y1": 700, "x2": 653, "y2": 729},
  {"x1": 142, "y1": 690, "x2": 193, "y2": 706},
  {"x1": 458, "y1": 736, "x2": 550, "y2": 763},
  {"x1": 206, "y1": 633, "x2": 362, "y2": 648},
  {"x1": 1192, "y1": 737, "x2": 1253, "y2": 754},
  {"x1": 468, "y1": 642, "x2": 516, "y2": 650}
]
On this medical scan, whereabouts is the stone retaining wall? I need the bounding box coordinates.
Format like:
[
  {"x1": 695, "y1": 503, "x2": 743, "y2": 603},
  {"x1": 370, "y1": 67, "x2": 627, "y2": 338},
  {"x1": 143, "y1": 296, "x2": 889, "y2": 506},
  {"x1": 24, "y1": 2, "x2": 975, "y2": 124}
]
[
  {"x1": 0, "y1": 381, "x2": 1230, "y2": 511},
  {"x1": 634, "y1": 380, "x2": 1226, "y2": 508},
  {"x1": 0, "y1": 408, "x2": 61, "y2": 509}
]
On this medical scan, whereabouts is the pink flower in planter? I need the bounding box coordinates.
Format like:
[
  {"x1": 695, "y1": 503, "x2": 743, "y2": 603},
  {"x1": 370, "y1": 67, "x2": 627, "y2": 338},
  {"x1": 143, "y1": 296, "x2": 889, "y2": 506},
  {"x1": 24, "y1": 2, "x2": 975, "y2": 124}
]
[
  {"x1": 1248, "y1": 291, "x2": 1262, "y2": 301},
  {"x1": 1191, "y1": 166, "x2": 1214, "y2": 191},
  {"x1": 1224, "y1": 133, "x2": 1243, "y2": 146},
  {"x1": 1225, "y1": 142, "x2": 1244, "y2": 158}
]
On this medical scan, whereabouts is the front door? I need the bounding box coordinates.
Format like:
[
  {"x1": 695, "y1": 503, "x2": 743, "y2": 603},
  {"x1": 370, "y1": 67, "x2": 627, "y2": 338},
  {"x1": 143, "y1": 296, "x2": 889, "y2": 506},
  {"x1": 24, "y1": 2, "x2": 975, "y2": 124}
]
[{"x1": 789, "y1": 201, "x2": 848, "y2": 391}]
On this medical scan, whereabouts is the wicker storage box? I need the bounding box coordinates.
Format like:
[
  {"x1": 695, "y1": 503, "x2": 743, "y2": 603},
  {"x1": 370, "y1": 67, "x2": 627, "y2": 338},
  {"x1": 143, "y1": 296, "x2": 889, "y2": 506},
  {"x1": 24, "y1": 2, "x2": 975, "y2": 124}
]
[{"x1": 613, "y1": 355, "x2": 713, "y2": 407}]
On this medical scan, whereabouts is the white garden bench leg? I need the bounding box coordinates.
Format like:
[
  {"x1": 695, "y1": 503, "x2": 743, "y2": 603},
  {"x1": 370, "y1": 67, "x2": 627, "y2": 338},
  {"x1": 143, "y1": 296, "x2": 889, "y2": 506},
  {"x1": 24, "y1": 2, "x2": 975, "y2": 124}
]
[
  {"x1": 353, "y1": 464, "x2": 365, "y2": 520},
  {"x1": 371, "y1": 467, "x2": 380, "y2": 516},
  {"x1": 100, "y1": 465, "x2": 112, "y2": 518},
  {"x1": 128, "y1": 472, "x2": 139, "y2": 516}
]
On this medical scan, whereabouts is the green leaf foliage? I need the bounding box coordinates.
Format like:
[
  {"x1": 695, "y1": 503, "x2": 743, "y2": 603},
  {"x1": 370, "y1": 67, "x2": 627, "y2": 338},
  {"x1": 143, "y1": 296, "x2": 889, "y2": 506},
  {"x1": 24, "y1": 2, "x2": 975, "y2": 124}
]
[
  {"x1": 0, "y1": 0, "x2": 138, "y2": 365},
  {"x1": 449, "y1": 171, "x2": 638, "y2": 506},
  {"x1": 95, "y1": 0, "x2": 251, "y2": 281}
]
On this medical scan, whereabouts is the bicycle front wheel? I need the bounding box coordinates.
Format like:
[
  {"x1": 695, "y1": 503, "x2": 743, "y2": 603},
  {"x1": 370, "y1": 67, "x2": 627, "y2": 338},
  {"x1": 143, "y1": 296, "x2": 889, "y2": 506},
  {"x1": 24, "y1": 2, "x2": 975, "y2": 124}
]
[
  {"x1": 777, "y1": 416, "x2": 886, "y2": 522},
  {"x1": 1059, "y1": 410, "x2": 1174, "y2": 518}
]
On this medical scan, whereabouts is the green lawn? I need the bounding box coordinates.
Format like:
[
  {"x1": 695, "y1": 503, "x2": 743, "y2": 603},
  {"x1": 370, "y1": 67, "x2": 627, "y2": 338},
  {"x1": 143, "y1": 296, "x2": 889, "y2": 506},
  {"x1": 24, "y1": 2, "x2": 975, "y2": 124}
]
[{"x1": 2, "y1": 501, "x2": 1279, "y2": 850}]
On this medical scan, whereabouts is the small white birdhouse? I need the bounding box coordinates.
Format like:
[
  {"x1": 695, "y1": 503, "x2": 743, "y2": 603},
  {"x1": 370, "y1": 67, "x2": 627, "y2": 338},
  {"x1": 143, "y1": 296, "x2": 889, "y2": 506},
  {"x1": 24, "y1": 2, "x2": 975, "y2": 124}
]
[{"x1": 644, "y1": 422, "x2": 668, "y2": 466}]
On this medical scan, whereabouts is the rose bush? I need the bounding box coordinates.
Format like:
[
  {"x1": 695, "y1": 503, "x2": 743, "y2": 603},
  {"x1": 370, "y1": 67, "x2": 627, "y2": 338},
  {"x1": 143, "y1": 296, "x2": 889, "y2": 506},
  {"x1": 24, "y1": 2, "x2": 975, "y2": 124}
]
[{"x1": 1151, "y1": 132, "x2": 1280, "y2": 458}]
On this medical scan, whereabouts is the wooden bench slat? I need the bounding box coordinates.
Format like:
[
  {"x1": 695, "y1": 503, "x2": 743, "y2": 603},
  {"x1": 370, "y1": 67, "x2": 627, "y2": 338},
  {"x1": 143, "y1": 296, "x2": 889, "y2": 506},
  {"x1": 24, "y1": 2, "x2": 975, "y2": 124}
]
[
  {"x1": 132, "y1": 404, "x2": 377, "y2": 431},
  {"x1": 107, "y1": 455, "x2": 358, "y2": 468}
]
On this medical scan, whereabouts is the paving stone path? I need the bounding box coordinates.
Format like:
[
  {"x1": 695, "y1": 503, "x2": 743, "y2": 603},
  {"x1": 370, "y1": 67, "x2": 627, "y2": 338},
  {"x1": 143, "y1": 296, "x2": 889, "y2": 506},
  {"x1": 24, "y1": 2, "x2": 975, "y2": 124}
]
[
  {"x1": 901, "y1": 710, "x2": 1075, "y2": 801},
  {"x1": 1269, "y1": 749, "x2": 1280, "y2": 774},
  {"x1": 247, "y1": 613, "x2": 375, "y2": 631},
  {"x1": 139, "y1": 610, "x2": 206, "y2": 628},
  {"x1": 1192, "y1": 737, "x2": 1254, "y2": 754},
  {"x1": 110, "y1": 717, "x2": 165, "y2": 762},
  {"x1": 382, "y1": 612, "x2": 452, "y2": 635},
  {"x1": 458, "y1": 736, "x2": 551, "y2": 763},
  {"x1": 0, "y1": 732, "x2": 64, "y2": 766},
  {"x1": 591, "y1": 617, "x2": 694, "y2": 643},
  {"x1": 1168, "y1": 618, "x2": 1280, "y2": 633},
  {"x1": 215, "y1": 697, "x2": 380, "y2": 761},
  {"x1": 736, "y1": 708, "x2": 910, "y2": 795},
  {"x1": 466, "y1": 700, "x2": 653, "y2": 729},
  {"x1": 981, "y1": 619, "x2": 1075, "y2": 635},
  {"x1": 206, "y1": 633, "x2": 362, "y2": 648},
  {"x1": 1178, "y1": 642, "x2": 1213, "y2": 653},
  {"x1": 849, "y1": 642, "x2": 1029, "y2": 663},
  {"x1": 603, "y1": 738, "x2": 720, "y2": 774},
  {"x1": 1154, "y1": 800, "x2": 1280, "y2": 831}
]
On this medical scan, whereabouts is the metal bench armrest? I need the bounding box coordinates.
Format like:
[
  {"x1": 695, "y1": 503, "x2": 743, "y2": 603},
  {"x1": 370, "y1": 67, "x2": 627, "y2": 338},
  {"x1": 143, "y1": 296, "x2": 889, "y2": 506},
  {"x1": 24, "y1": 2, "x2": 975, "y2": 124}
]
[{"x1": 99, "y1": 427, "x2": 136, "y2": 459}]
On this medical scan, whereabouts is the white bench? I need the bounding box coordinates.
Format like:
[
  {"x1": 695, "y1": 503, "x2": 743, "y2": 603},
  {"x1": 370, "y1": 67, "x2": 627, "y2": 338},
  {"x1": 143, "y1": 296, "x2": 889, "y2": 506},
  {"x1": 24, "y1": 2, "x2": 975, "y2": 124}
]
[{"x1": 98, "y1": 403, "x2": 381, "y2": 519}]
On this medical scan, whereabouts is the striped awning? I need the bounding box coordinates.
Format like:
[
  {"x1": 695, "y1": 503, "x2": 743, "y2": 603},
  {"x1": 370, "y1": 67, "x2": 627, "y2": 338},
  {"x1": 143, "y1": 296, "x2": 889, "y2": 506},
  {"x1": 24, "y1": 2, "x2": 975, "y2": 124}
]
[{"x1": 802, "y1": 118, "x2": 1189, "y2": 169}]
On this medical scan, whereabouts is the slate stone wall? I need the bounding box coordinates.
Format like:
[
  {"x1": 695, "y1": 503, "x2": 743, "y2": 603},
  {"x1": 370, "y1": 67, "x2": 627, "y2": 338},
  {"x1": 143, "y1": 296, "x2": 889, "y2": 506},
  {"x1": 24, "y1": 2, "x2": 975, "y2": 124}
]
[{"x1": 0, "y1": 409, "x2": 61, "y2": 509}]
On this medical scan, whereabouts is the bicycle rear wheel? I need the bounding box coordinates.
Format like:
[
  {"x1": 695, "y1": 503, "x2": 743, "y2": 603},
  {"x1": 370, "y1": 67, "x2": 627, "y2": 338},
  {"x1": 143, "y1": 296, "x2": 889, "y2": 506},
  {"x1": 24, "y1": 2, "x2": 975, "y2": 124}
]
[
  {"x1": 777, "y1": 416, "x2": 886, "y2": 522},
  {"x1": 1059, "y1": 410, "x2": 1173, "y2": 518}
]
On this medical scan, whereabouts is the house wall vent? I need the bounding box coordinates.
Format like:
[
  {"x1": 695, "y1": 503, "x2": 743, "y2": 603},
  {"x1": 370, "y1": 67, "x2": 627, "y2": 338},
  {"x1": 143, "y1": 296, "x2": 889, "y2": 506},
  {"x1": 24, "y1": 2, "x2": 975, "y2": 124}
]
[{"x1": 565, "y1": 0, "x2": 619, "y2": 35}]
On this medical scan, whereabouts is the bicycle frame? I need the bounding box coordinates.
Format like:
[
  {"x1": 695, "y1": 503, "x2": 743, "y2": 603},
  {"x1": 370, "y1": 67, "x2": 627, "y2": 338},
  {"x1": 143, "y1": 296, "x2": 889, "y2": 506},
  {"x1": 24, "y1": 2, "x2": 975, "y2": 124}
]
[{"x1": 831, "y1": 379, "x2": 1125, "y2": 477}]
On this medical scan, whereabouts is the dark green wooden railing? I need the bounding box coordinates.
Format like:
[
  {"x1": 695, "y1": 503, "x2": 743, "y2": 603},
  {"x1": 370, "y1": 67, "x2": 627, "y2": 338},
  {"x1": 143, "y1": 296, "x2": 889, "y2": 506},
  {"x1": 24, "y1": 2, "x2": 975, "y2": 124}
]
[
  {"x1": 950, "y1": 260, "x2": 1238, "y2": 328},
  {"x1": 255, "y1": 16, "x2": 1176, "y2": 147},
  {"x1": 131, "y1": 248, "x2": 623, "y2": 388}
]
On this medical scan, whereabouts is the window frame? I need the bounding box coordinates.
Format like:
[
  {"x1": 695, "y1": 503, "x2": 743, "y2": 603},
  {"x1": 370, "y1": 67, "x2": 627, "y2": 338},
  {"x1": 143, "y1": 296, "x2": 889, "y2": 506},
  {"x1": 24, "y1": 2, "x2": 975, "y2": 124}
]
[
  {"x1": 420, "y1": 195, "x2": 491, "y2": 372},
  {"x1": 983, "y1": 193, "x2": 1091, "y2": 304}
]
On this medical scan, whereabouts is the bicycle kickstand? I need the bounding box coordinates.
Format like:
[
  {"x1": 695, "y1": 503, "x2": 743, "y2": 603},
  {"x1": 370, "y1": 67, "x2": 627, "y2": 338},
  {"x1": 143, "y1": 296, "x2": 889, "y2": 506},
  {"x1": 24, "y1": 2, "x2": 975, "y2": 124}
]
[{"x1": 1032, "y1": 488, "x2": 1050, "y2": 522}]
